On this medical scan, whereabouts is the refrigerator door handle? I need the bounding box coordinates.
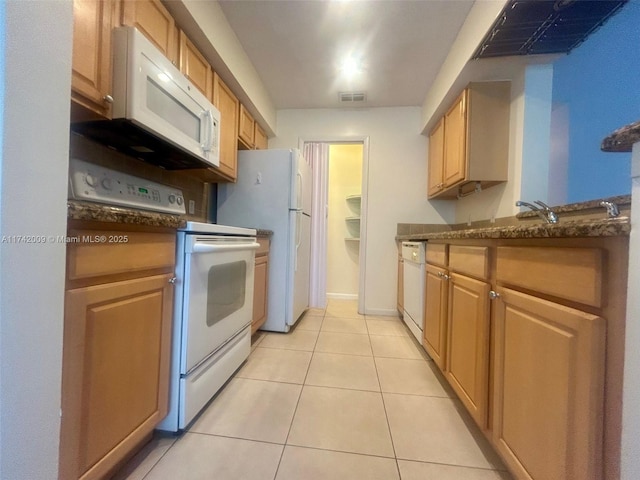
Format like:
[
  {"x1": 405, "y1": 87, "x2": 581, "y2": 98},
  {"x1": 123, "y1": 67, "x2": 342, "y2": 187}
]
[
  {"x1": 295, "y1": 210, "x2": 302, "y2": 271},
  {"x1": 296, "y1": 171, "x2": 303, "y2": 210}
]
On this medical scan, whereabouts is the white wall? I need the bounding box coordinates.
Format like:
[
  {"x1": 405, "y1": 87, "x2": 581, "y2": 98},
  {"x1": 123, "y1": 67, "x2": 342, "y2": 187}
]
[
  {"x1": 271, "y1": 107, "x2": 455, "y2": 315},
  {"x1": 327, "y1": 144, "x2": 362, "y2": 298},
  {"x1": 0, "y1": 1, "x2": 72, "y2": 478}
]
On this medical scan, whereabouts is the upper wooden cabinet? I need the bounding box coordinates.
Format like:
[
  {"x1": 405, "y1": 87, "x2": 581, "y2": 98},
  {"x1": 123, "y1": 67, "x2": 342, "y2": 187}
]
[
  {"x1": 238, "y1": 104, "x2": 255, "y2": 149},
  {"x1": 178, "y1": 30, "x2": 212, "y2": 101},
  {"x1": 428, "y1": 82, "x2": 511, "y2": 199},
  {"x1": 120, "y1": 0, "x2": 178, "y2": 64},
  {"x1": 212, "y1": 73, "x2": 239, "y2": 181},
  {"x1": 254, "y1": 122, "x2": 268, "y2": 150},
  {"x1": 427, "y1": 118, "x2": 444, "y2": 197},
  {"x1": 71, "y1": 0, "x2": 116, "y2": 120}
]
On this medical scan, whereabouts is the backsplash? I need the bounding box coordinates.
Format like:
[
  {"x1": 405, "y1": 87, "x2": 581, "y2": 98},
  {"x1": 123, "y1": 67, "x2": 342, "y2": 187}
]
[{"x1": 69, "y1": 133, "x2": 209, "y2": 221}]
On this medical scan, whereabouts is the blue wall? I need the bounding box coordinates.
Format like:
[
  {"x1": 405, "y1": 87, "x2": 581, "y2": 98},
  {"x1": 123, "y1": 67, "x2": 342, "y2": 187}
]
[{"x1": 552, "y1": 0, "x2": 640, "y2": 202}]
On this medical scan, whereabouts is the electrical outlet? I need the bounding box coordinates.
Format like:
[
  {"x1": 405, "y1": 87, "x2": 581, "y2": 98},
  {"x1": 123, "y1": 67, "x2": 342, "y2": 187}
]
[
  {"x1": 188, "y1": 200, "x2": 195, "y2": 215},
  {"x1": 256, "y1": 172, "x2": 262, "y2": 184}
]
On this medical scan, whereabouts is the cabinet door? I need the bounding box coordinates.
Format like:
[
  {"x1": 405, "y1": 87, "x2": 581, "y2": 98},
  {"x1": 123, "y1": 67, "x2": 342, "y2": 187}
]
[
  {"x1": 254, "y1": 123, "x2": 268, "y2": 150},
  {"x1": 59, "y1": 274, "x2": 173, "y2": 480},
  {"x1": 71, "y1": 0, "x2": 114, "y2": 119},
  {"x1": 423, "y1": 264, "x2": 448, "y2": 371},
  {"x1": 238, "y1": 104, "x2": 255, "y2": 148},
  {"x1": 427, "y1": 118, "x2": 444, "y2": 197},
  {"x1": 492, "y1": 288, "x2": 605, "y2": 480},
  {"x1": 179, "y1": 30, "x2": 212, "y2": 100},
  {"x1": 445, "y1": 272, "x2": 490, "y2": 429},
  {"x1": 252, "y1": 255, "x2": 269, "y2": 333},
  {"x1": 442, "y1": 90, "x2": 467, "y2": 189},
  {"x1": 213, "y1": 73, "x2": 239, "y2": 181},
  {"x1": 121, "y1": 0, "x2": 178, "y2": 63}
]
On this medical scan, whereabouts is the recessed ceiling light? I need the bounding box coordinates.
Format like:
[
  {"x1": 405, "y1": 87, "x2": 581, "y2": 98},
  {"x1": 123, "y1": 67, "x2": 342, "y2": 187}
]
[{"x1": 340, "y1": 56, "x2": 362, "y2": 78}]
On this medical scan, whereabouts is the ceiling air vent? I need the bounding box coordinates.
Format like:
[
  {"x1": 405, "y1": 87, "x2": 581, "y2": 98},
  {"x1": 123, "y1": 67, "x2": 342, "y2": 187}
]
[{"x1": 339, "y1": 92, "x2": 367, "y2": 103}]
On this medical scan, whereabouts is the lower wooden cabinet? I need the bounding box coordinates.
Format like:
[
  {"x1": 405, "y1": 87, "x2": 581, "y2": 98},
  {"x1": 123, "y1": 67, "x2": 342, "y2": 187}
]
[
  {"x1": 252, "y1": 236, "x2": 270, "y2": 333},
  {"x1": 59, "y1": 225, "x2": 176, "y2": 480},
  {"x1": 422, "y1": 264, "x2": 448, "y2": 371},
  {"x1": 445, "y1": 272, "x2": 491, "y2": 429},
  {"x1": 492, "y1": 288, "x2": 605, "y2": 480}
]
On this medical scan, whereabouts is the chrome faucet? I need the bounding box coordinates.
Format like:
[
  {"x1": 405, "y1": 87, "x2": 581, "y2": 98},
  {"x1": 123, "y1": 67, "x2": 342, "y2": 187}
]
[
  {"x1": 600, "y1": 201, "x2": 620, "y2": 218},
  {"x1": 516, "y1": 200, "x2": 559, "y2": 224}
]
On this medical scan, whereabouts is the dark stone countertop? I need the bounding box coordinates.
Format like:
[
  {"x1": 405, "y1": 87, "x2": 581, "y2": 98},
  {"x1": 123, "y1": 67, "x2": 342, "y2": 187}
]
[
  {"x1": 396, "y1": 216, "x2": 630, "y2": 241},
  {"x1": 601, "y1": 120, "x2": 640, "y2": 152},
  {"x1": 256, "y1": 229, "x2": 274, "y2": 237},
  {"x1": 67, "y1": 201, "x2": 186, "y2": 229},
  {"x1": 397, "y1": 195, "x2": 631, "y2": 241}
]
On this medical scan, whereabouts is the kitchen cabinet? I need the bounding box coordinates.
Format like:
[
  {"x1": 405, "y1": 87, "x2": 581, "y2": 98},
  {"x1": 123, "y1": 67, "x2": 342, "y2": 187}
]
[
  {"x1": 252, "y1": 236, "x2": 270, "y2": 333},
  {"x1": 120, "y1": 0, "x2": 178, "y2": 64},
  {"x1": 445, "y1": 246, "x2": 491, "y2": 429},
  {"x1": 238, "y1": 104, "x2": 256, "y2": 149},
  {"x1": 213, "y1": 73, "x2": 239, "y2": 181},
  {"x1": 427, "y1": 118, "x2": 444, "y2": 197},
  {"x1": 427, "y1": 82, "x2": 510, "y2": 199},
  {"x1": 492, "y1": 245, "x2": 607, "y2": 480},
  {"x1": 254, "y1": 123, "x2": 268, "y2": 150},
  {"x1": 416, "y1": 237, "x2": 627, "y2": 480},
  {"x1": 492, "y1": 287, "x2": 605, "y2": 480},
  {"x1": 70, "y1": 0, "x2": 116, "y2": 120},
  {"x1": 423, "y1": 243, "x2": 449, "y2": 371},
  {"x1": 178, "y1": 30, "x2": 212, "y2": 100},
  {"x1": 59, "y1": 224, "x2": 176, "y2": 480}
]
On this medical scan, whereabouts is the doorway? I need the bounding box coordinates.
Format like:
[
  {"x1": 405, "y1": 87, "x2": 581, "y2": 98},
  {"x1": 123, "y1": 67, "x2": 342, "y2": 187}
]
[{"x1": 302, "y1": 138, "x2": 369, "y2": 314}]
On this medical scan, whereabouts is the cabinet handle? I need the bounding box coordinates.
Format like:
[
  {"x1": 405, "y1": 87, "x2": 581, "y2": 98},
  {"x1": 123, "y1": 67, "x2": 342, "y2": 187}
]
[
  {"x1": 103, "y1": 94, "x2": 114, "y2": 104},
  {"x1": 168, "y1": 277, "x2": 177, "y2": 284},
  {"x1": 437, "y1": 272, "x2": 450, "y2": 280},
  {"x1": 489, "y1": 290, "x2": 501, "y2": 300}
]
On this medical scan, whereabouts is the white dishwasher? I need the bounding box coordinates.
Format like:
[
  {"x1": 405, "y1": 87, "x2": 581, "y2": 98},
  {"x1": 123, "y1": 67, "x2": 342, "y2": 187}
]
[{"x1": 402, "y1": 242, "x2": 426, "y2": 342}]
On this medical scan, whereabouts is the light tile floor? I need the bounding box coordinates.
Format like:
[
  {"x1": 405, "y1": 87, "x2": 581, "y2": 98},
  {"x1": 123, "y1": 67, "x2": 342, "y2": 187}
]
[{"x1": 113, "y1": 299, "x2": 513, "y2": 480}]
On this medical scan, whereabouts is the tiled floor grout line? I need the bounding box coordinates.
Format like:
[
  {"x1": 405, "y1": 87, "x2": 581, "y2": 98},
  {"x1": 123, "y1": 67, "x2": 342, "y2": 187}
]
[{"x1": 271, "y1": 308, "x2": 326, "y2": 480}]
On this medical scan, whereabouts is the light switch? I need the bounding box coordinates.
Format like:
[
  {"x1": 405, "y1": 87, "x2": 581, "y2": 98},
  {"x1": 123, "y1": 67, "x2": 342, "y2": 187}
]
[{"x1": 256, "y1": 172, "x2": 262, "y2": 184}]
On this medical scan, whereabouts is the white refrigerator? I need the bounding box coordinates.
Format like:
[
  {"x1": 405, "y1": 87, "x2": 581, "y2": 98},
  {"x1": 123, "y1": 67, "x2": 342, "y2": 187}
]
[{"x1": 217, "y1": 149, "x2": 312, "y2": 332}]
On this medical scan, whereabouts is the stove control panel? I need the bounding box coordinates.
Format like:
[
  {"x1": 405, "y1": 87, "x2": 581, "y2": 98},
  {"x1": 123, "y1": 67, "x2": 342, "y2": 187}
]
[{"x1": 69, "y1": 158, "x2": 186, "y2": 215}]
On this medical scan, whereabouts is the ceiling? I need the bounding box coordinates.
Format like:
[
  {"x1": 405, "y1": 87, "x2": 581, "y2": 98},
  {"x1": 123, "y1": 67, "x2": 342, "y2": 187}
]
[{"x1": 218, "y1": 0, "x2": 475, "y2": 110}]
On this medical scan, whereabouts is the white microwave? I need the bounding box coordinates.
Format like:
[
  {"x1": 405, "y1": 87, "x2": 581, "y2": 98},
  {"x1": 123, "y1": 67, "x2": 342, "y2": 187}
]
[{"x1": 72, "y1": 26, "x2": 220, "y2": 171}]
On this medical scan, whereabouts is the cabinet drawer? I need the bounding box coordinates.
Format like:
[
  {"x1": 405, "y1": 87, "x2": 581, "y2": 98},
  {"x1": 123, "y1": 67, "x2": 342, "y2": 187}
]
[
  {"x1": 67, "y1": 230, "x2": 176, "y2": 281},
  {"x1": 449, "y1": 246, "x2": 488, "y2": 279},
  {"x1": 256, "y1": 236, "x2": 270, "y2": 256},
  {"x1": 496, "y1": 247, "x2": 603, "y2": 308},
  {"x1": 426, "y1": 243, "x2": 447, "y2": 267}
]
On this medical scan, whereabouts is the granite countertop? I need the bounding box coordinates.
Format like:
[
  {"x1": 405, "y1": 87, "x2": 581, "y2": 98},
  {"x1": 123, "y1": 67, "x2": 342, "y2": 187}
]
[
  {"x1": 601, "y1": 120, "x2": 640, "y2": 152},
  {"x1": 256, "y1": 229, "x2": 274, "y2": 236},
  {"x1": 68, "y1": 201, "x2": 186, "y2": 229},
  {"x1": 397, "y1": 217, "x2": 630, "y2": 241},
  {"x1": 397, "y1": 195, "x2": 631, "y2": 241}
]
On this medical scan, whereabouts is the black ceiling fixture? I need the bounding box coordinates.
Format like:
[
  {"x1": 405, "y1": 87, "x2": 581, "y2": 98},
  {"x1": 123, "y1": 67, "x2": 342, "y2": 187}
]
[{"x1": 473, "y1": 0, "x2": 628, "y2": 59}]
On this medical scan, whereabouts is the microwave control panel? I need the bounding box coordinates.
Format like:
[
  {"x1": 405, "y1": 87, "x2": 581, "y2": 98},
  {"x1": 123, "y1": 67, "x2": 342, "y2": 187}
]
[{"x1": 68, "y1": 158, "x2": 186, "y2": 215}]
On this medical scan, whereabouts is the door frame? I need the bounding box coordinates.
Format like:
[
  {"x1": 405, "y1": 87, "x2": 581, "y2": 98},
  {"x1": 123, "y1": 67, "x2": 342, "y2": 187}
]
[{"x1": 299, "y1": 136, "x2": 370, "y2": 315}]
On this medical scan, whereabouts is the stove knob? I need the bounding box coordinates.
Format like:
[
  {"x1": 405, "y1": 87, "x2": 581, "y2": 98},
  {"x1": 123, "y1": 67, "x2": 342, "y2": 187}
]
[
  {"x1": 168, "y1": 194, "x2": 176, "y2": 204},
  {"x1": 101, "y1": 178, "x2": 113, "y2": 190},
  {"x1": 176, "y1": 196, "x2": 184, "y2": 206},
  {"x1": 85, "y1": 174, "x2": 97, "y2": 188}
]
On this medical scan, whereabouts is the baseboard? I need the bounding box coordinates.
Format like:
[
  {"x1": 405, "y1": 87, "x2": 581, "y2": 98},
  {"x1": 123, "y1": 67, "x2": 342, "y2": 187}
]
[
  {"x1": 326, "y1": 293, "x2": 358, "y2": 301},
  {"x1": 363, "y1": 308, "x2": 400, "y2": 317}
]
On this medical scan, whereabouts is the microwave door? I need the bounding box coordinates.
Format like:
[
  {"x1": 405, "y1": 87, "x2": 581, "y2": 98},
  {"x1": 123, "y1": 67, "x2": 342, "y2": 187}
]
[{"x1": 130, "y1": 54, "x2": 217, "y2": 166}]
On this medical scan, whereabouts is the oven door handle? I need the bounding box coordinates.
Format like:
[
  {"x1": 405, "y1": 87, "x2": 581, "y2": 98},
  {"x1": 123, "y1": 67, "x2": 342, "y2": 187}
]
[{"x1": 191, "y1": 242, "x2": 260, "y2": 254}]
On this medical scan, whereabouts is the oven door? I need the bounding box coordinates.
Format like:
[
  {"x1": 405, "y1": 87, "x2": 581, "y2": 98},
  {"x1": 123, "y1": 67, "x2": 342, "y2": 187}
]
[{"x1": 180, "y1": 234, "x2": 259, "y2": 374}]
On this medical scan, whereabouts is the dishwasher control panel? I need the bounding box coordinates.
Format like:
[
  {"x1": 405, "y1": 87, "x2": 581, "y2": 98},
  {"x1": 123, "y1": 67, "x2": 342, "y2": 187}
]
[
  {"x1": 401, "y1": 241, "x2": 426, "y2": 264},
  {"x1": 69, "y1": 158, "x2": 186, "y2": 215}
]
